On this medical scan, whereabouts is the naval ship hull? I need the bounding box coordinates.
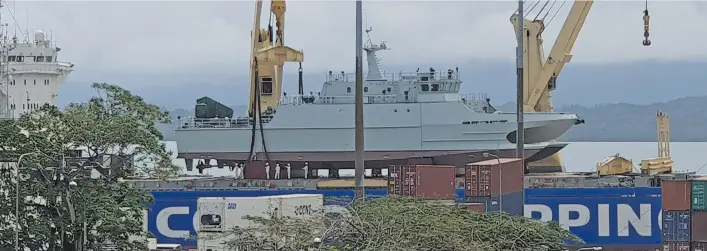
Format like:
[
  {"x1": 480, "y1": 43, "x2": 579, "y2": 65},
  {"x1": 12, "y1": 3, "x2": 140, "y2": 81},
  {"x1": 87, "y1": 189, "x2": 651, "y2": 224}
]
[{"x1": 175, "y1": 102, "x2": 580, "y2": 175}]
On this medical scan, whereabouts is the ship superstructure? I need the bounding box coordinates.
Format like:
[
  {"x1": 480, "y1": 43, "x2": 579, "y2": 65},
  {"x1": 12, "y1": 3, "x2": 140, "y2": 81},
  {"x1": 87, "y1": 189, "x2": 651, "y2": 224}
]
[
  {"x1": 173, "y1": 0, "x2": 583, "y2": 177},
  {"x1": 0, "y1": 18, "x2": 73, "y2": 119}
]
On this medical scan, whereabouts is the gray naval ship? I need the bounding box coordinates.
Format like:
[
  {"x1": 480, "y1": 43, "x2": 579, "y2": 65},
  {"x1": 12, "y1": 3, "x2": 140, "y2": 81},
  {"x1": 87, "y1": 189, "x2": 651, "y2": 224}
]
[{"x1": 173, "y1": 32, "x2": 583, "y2": 178}]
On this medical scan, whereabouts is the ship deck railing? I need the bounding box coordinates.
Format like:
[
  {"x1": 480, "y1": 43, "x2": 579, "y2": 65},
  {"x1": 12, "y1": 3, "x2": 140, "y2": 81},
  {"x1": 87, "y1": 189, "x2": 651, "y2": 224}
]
[
  {"x1": 325, "y1": 70, "x2": 460, "y2": 82},
  {"x1": 177, "y1": 92, "x2": 490, "y2": 129},
  {"x1": 279, "y1": 94, "x2": 399, "y2": 106},
  {"x1": 280, "y1": 93, "x2": 488, "y2": 106}
]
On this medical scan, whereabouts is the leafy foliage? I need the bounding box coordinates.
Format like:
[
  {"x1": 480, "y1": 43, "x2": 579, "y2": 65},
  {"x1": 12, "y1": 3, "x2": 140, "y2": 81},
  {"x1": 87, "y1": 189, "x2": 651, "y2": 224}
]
[
  {"x1": 222, "y1": 197, "x2": 583, "y2": 251},
  {"x1": 0, "y1": 83, "x2": 173, "y2": 250}
]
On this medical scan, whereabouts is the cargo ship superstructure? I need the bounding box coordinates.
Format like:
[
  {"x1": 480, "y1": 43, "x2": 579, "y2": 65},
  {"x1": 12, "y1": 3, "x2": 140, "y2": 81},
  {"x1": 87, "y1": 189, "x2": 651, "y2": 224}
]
[
  {"x1": 0, "y1": 26, "x2": 73, "y2": 119},
  {"x1": 173, "y1": 1, "x2": 582, "y2": 177}
]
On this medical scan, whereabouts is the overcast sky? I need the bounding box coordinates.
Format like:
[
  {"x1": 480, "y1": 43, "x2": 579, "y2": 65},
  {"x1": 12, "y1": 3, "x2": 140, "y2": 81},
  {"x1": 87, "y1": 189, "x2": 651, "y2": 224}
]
[{"x1": 7, "y1": 0, "x2": 707, "y2": 84}]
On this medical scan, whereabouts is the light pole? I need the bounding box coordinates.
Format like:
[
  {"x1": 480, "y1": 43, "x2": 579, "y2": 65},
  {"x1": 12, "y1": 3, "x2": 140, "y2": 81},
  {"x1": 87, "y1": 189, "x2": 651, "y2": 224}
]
[
  {"x1": 483, "y1": 152, "x2": 502, "y2": 212},
  {"x1": 353, "y1": 0, "x2": 365, "y2": 201},
  {"x1": 15, "y1": 151, "x2": 39, "y2": 251}
]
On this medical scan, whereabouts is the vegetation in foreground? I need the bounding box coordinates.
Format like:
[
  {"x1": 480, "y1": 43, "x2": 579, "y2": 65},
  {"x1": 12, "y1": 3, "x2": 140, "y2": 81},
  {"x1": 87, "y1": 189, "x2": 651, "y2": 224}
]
[
  {"x1": 0, "y1": 83, "x2": 175, "y2": 250},
  {"x1": 222, "y1": 197, "x2": 583, "y2": 251}
]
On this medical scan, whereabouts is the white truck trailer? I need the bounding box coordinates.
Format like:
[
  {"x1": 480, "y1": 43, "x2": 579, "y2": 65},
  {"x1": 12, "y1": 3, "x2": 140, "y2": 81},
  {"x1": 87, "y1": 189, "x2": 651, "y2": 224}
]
[{"x1": 196, "y1": 194, "x2": 324, "y2": 251}]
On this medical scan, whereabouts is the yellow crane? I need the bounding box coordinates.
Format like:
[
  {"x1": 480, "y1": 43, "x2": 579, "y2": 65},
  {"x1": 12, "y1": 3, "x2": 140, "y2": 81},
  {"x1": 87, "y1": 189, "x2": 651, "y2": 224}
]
[
  {"x1": 510, "y1": 0, "x2": 593, "y2": 171},
  {"x1": 248, "y1": 0, "x2": 304, "y2": 118},
  {"x1": 510, "y1": 0, "x2": 652, "y2": 171}
]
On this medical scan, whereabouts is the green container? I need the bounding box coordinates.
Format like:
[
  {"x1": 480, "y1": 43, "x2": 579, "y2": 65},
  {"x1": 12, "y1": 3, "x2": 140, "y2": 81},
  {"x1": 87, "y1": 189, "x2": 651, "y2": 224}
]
[{"x1": 692, "y1": 180, "x2": 707, "y2": 211}]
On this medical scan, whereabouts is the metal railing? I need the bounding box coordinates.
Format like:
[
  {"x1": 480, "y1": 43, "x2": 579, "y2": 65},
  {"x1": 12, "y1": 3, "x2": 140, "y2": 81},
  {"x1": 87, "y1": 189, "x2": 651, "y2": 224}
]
[
  {"x1": 279, "y1": 94, "x2": 398, "y2": 105},
  {"x1": 458, "y1": 93, "x2": 488, "y2": 102},
  {"x1": 325, "y1": 70, "x2": 460, "y2": 82}
]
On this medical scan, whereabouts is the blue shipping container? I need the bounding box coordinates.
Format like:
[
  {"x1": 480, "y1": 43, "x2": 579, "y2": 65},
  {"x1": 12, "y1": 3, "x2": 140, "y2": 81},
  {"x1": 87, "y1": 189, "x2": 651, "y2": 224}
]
[
  {"x1": 147, "y1": 187, "x2": 663, "y2": 247},
  {"x1": 524, "y1": 188, "x2": 662, "y2": 246},
  {"x1": 467, "y1": 192, "x2": 524, "y2": 215},
  {"x1": 662, "y1": 211, "x2": 691, "y2": 242}
]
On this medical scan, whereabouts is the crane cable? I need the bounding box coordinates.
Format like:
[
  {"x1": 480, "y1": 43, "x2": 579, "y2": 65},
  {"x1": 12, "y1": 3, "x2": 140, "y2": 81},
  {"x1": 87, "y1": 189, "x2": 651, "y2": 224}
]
[
  {"x1": 545, "y1": 0, "x2": 566, "y2": 28},
  {"x1": 533, "y1": 0, "x2": 552, "y2": 21},
  {"x1": 247, "y1": 56, "x2": 258, "y2": 163},
  {"x1": 643, "y1": 0, "x2": 652, "y2": 46},
  {"x1": 540, "y1": 0, "x2": 558, "y2": 21}
]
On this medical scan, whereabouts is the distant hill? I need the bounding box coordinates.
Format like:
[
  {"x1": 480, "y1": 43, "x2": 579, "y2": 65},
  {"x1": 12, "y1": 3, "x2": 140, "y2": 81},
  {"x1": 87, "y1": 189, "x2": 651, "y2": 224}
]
[
  {"x1": 495, "y1": 96, "x2": 707, "y2": 142},
  {"x1": 161, "y1": 97, "x2": 707, "y2": 142}
]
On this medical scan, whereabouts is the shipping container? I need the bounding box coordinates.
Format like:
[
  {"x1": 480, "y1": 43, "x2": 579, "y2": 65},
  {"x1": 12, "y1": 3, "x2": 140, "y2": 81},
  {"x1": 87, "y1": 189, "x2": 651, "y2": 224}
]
[
  {"x1": 663, "y1": 242, "x2": 690, "y2": 251},
  {"x1": 197, "y1": 194, "x2": 324, "y2": 232},
  {"x1": 694, "y1": 241, "x2": 707, "y2": 251},
  {"x1": 464, "y1": 158, "x2": 523, "y2": 198},
  {"x1": 388, "y1": 164, "x2": 456, "y2": 200},
  {"x1": 243, "y1": 161, "x2": 267, "y2": 179},
  {"x1": 569, "y1": 245, "x2": 661, "y2": 251},
  {"x1": 663, "y1": 211, "x2": 691, "y2": 242},
  {"x1": 148, "y1": 189, "x2": 387, "y2": 247},
  {"x1": 692, "y1": 211, "x2": 707, "y2": 242},
  {"x1": 663, "y1": 180, "x2": 692, "y2": 211},
  {"x1": 197, "y1": 194, "x2": 324, "y2": 251},
  {"x1": 525, "y1": 187, "x2": 662, "y2": 246},
  {"x1": 462, "y1": 203, "x2": 485, "y2": 213},
  {"x1": 693, "y1": 178, "x2": 707, "y2": 211},
  {"x1": 467, "y1": 191, "x2": 523, "y2": 215}
]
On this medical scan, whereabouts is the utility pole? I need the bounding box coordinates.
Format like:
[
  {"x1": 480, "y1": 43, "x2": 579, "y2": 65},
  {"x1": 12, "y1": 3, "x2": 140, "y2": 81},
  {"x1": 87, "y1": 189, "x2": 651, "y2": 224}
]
[
  {"x1": 515, "y1": 0, "x2": 524, "y2": 162},
  {"x1": 354, "y1": 0, "x2": 365, "y2": 201}
]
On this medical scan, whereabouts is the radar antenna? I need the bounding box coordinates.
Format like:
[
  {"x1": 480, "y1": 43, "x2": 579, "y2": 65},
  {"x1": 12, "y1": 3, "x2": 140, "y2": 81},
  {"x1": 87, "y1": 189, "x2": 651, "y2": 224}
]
[{"x1": 362, "y1": 27, "x2": 389, "y2": 81}]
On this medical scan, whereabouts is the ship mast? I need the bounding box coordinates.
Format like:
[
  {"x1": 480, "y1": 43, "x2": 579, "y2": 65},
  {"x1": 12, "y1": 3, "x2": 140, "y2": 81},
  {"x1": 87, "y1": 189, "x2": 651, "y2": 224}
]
[{"x1": 362, "y1": 27, "x2": 389, "y2": 81}]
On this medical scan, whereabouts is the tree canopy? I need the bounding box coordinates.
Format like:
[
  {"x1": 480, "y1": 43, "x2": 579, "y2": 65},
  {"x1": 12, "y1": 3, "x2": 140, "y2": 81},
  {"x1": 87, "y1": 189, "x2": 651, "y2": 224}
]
[
  {"x1": 222, "y1": 197, "x2": 583, "y2": 251},
  {"x1": 0, "y1": 83, "x2": 175, "y2": 250}
]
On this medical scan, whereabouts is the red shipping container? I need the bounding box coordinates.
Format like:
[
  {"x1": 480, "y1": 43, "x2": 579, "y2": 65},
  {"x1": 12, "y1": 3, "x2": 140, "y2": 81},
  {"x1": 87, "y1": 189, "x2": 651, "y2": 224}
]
[
  {"x1": 663, "y1": 180, "x2": 692, "y2": 211},
  {"x1": 693, "y1": 211, "x2": 707, "y2": 242},
  {"x1": 694, "y1": 241, "x2": 707, "y2": 251},
  {"x1": 388, "y1": 164, "x2": 456, "y2": 200},
  {"x1": 464, "y1": 158, "x2": 523, "y2": 198},
  {"x1": 460, "y1": 203, "x2": 485, "y2": 212},
  {"x1": 243, "y1": 161, "x2": 267, "y2": 179},
  {"x1": 664, "y1": 242, "x2": 690, "y2": 251}
]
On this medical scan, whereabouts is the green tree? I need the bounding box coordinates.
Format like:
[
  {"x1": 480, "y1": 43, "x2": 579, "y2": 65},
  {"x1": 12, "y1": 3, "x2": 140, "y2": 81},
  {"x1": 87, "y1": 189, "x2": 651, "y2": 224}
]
[
  {"x1": 221, "y1": 197, "x2": 583, "y2": 251},
  {"x1": 0, "y1": 83, "x2": 177, "y2": 250}
]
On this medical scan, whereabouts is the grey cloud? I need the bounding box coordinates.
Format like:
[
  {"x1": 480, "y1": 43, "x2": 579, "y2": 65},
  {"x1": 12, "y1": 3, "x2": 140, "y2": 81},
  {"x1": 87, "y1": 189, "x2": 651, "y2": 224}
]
[{"x1": 8, "y1": 0, "x2": 707, "y2": 81}]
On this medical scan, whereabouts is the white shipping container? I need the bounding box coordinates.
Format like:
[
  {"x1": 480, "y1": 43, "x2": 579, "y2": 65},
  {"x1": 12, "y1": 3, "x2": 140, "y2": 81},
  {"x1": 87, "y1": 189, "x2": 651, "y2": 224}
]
[{"x1": 197, "y1": 194, "x2": 324, "y2": 251}]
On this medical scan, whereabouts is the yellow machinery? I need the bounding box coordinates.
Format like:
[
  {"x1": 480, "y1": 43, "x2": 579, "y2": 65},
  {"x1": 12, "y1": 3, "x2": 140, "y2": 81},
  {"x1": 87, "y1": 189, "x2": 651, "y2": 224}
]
[
  {"x1": 641, "y1": 111, "x2": 673, "y2": 175},
  {"x1": 510, "y1": 0, "x2": 652, "y2": 171},
  {"x1": 510, "y1": 0, "x2": 593, "y2": 171},
  {"x1": 596, "y1": 154, "x2": 634, "y2": 176},
  {"x1": 248, "y1": 0, "x2": 304, "y2": 118}
]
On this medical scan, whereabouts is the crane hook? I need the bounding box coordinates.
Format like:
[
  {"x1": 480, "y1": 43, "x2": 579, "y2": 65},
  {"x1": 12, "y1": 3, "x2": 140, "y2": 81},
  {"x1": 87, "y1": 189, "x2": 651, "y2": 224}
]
[{"x1": 642, "y1": 8, "x2": 651, "y2": 46}]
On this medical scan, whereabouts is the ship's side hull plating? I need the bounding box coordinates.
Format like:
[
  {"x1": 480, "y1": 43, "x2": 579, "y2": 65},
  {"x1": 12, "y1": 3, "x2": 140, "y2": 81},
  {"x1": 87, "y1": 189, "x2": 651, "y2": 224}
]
[{"x1": 175, "y1": 102, "x2": 578, "y2": 170}]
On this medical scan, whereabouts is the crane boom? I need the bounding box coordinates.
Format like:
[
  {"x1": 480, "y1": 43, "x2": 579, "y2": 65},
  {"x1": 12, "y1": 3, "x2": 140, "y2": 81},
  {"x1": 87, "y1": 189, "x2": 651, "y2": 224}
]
[
  {"x1": 510, "y1": 0, "x2": 593, "y2": 172},
  {"x1": 247, "y1": 0, "x2": 304, "y2": 118},
  {"x1": 512, "y1": 0, "x2": 593, "y2": 112}
]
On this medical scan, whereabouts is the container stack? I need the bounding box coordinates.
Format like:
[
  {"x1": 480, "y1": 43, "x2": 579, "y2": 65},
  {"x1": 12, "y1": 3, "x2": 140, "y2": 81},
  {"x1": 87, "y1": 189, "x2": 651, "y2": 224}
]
[
  {"x1": 464, "y1": 158, "x2": 524, "y2": 215},
  {"x1": 661, "y1": 179, "x2": 694, "y2": 251},
  {"x1": 692, "y1": 177, "x2": 707, "y2": 250},
  {"x1": 387, "y1": 164, "x2": 457, "y2": 201}
]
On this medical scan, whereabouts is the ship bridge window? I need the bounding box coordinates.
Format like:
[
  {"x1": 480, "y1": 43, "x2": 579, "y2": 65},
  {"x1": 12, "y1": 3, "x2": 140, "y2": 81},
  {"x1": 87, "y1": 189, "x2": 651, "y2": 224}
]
[
  {"x1": 35, "y1": 56, "x2": 44, "y2": 62},
  {"x1": 7, "y1": 56, "x2": 15, "y2": 62},
  {"x1": 261, "y1": 77, "x2": 273, "y2": 95},
  {"x1": 364, "y1": 87, "x2": 368, "y2": 92},
  {"x1": 421, "y1": 84, "x2": 429, "y2": 91},
  {"x1": 46, "y1": 56, "x2": 52, "y2": 62},
  {"x1": 16, "y1": 56, "x2": 23, "y2": 62},
  {"x1": 431, "y1": 84, "x2": 439, "y2": 91},
  {"x1": 347, "y1": 87, "x2": 351, "y2": 93},
  {"x1": 25, "y1": 56, "x2": 35, "y2": 62}
]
